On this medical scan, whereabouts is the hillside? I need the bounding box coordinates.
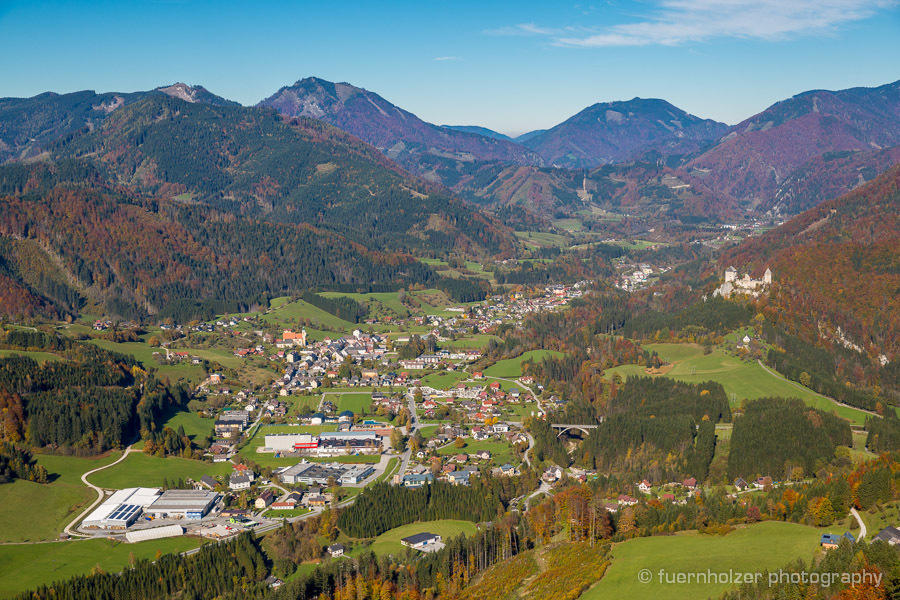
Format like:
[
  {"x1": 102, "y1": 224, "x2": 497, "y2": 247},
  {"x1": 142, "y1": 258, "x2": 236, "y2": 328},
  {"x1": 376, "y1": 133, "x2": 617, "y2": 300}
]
[
  {"x1": 689, "y1": 80, "x2": 900, "y2": 213},
  {"x1": 441, "y1": 125, "x2": 512, "y2": 142},
  {"x1": 0, "y1": 85, "x2": 236, "y2": 163},
  {"x1": 720, "y1": 165, "x2": 899, "y2": 367},
  {"x1": 257, "y1": 77, "x2": 543, "y2": 184},
  {"x1": 0, "y1": 95, "x2": 516, "y2": 320},
  {"x1": 522, "y1": 98, "x2": 727, "y2": 169}
]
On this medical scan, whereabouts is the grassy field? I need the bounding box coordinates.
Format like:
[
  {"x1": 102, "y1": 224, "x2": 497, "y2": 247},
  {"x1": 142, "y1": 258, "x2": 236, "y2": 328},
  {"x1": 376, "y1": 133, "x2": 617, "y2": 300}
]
[
  {"x1": 263, "y1": 298, "x2": 357, "y2": 332},
  {"x1": 604, "y1": 343, "x2": 870, "y2": 425},
  {"x1": 484, "y1": 350, "x2": 564, "y2": 379},
  {"x1": 420, "y1": 370, "x2": 470, "y2": 390},
  {"x1": 441, "y1": 334, "x2": 503, "y2": 350},
  {"x1": 336, "y1": 392, "x2": 374, "y2": 414},
  {"x1": 163, "y1": 411, "x2": 214, "y2": 442},
  {"x1": 319, "y1": 291, "x2": 409, "y2": 318},
  {"x1": 583, "y1": 521, "x2": 823, "y2": 600},
  {"x1": 0, "y1": 536, "x2": 201, "y2": 596},
  {"x1": 366, "y1": 519, "x2": 477, "y2": 556},
  {"x1": 437, "y1": 438, "x2": 516, "y2": 465},
  {"x1": 88, "y1": 453, "x2": 233, "y2": 489},
  {"x1": 0, "y1": 453, "x2": 122, "y2": 542},
  {"x1": 0, "y1": 349, "x2": 62, "y2": 362}
]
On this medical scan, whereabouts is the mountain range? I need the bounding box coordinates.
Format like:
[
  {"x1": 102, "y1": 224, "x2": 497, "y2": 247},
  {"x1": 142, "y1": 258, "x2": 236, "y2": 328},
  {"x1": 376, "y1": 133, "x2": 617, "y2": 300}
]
[{"x1": 3, "y1": 77, "x2": 898, "y2": 223}]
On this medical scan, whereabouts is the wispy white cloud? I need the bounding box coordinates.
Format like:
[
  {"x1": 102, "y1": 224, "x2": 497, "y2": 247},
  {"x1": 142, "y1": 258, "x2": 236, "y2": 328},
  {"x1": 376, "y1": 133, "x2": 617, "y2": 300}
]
[
  {"x1": 484, "y1": 22, "x2": 562, "y2": 36},
  {"x1": 492, "y1": 0, "x2": 895, "y2": 48},
  {"x1": 434, "y1": 56, "x2": 462, "y2": 61}
]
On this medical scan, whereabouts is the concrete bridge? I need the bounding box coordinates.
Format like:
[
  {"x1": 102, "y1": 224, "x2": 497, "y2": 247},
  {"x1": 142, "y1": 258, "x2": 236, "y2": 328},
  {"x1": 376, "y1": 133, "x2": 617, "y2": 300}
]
[{"x1": 551, "y1": 421, "x2": 602, "y2": 437}]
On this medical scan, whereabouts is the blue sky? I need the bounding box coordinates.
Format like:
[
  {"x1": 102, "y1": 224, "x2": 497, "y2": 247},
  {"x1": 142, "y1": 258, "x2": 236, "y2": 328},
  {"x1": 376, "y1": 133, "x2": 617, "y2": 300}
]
[{"x1": 1, "y1": 0, "x2": 898, "y2": 135}]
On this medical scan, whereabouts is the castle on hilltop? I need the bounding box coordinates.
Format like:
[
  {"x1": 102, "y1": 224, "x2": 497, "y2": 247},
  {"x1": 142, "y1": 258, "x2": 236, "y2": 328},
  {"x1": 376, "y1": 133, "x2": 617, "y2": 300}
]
[{"x1": 713, "y1": 266, "x2": 772, "y2": 299}]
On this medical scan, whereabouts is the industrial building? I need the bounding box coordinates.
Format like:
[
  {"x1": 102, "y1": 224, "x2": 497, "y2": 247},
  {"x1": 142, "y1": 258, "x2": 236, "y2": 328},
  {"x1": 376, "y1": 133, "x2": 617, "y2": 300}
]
[
  {"x1": 339, "y1": 464, "x2": 375, "y2": 484},
  {"x1": 265, "y1": 433, "x2": 318, "y2": 452},
  {"x1": 144, "y1": 489, "x2": 219, "y2": 519},
  {"x1": 124, "y1": 524, "x2": 183, "y2": 543},
  {"x1": 82, "y1": 487, "x2": 161, "y2": 530},
  {"x1": 264, "y1": 431, "x2": 382, "y2": 456}
]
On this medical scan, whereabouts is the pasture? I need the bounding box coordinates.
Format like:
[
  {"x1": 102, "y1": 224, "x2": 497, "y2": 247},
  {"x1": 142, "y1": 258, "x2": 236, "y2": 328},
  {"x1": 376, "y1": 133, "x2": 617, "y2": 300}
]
[
  {"x1": 366, "y1": 519, "x2": 477, "y2": 557},
  {"x1": 604, "y1": 343, "x2": 869, "y2": 425},
  {"x1": 484, "y1": 350, "x2": 563, "y2": 379},
  {"x1": 0, "y1": 536, "x2": 201, "y2": 596},
  {"x1": 583, "y1": 521, "x2": 823, "y2": 600}
]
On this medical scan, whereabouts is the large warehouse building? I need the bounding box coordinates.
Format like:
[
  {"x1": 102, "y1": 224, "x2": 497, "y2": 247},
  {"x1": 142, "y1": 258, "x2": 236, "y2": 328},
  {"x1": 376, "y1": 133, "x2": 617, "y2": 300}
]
[
  {"x1": 144, "y1": 489, "x2": 219, "y2": 520},
  {"x1": 82, "y1": 487, "x2": 161, "y2": 530},
  {"x1": 265, "y1": 433, "x2": 318, "y2": 452}
]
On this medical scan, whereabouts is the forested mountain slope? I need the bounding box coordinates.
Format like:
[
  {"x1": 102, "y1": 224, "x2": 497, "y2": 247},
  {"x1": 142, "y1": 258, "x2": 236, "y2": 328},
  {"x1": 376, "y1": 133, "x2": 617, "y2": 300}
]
[
  {"x1": 0, "y1": 95, "x2": 515, "y2": 321},
  {"x1": 721, "y1": 165, "x2": 899, "y2": 371}
]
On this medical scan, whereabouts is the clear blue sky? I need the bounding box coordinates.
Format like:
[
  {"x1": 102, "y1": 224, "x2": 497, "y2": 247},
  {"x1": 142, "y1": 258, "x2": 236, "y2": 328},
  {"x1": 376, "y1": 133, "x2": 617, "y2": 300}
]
[{"x1": 1, "y1": 0, "x2": 898, "y2": 135}]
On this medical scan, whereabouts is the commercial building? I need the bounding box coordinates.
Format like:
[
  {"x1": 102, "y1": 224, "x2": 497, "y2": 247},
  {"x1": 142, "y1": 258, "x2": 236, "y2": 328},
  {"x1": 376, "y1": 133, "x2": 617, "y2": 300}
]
[
  {"x1": 145, "y1": 489, "x2": 219, "y2": 520},
  {"x1": 339, "y1": 464, "x2": 375, "y2": 484},
  {"x1": 278, "y1": 462, "x2": 344, "y2": 486},
  {"x1": 81, "y1": 487, "x2": 161, "y2": 530},
  {"x1": 265, "y1": 433, "x2": 318, "y2": 452},
  {"x1": 400, "y1": 532, "x2": 443, "y2": 552},
  {"x1": 125, "y1": 524, "x2": 183, "y2": 543}
]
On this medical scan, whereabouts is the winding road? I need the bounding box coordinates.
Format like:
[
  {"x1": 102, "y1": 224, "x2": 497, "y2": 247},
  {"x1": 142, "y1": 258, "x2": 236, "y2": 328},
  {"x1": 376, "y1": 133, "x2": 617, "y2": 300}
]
[{"x1": 63, "y1": 445, "x2": 136, "y2": 537}]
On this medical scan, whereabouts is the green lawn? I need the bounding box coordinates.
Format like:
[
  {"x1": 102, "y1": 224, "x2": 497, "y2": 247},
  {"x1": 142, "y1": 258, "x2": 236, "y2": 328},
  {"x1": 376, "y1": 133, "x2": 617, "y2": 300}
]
[
  {"x1": 0, "y1": 453, "x2": 122, "y2": 542},
  {"x1": 604, "y1": 343, "x2": 870, "y2": 425},
  {"x1": 0, "y1": 536, "x2": 201, "y2": 596},
  {"x1": 584, "y1": 521, "x2": 823, "y2": 600},
  {"x1": 88, "y1": 453, "x2": 233, "y2": 489},
  {"x1": 366, "y1": 519, "x2": 477, "y2": 556},
  {"x1": 437, "y1": 438, "x2": 516, "y2": 465},
  {"x1": 89, "y1": 338, "x2": 159, "y2": 364},
  {"x1": 374, "y1": 458, "x2": 400, "y2": 484},
  {"x1": 484, "y1": 350, "x2": 564, "y2": 379}
]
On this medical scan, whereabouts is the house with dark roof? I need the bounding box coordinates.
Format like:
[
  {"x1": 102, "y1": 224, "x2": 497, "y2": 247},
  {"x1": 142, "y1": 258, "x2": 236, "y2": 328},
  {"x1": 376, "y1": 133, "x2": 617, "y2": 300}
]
[
  {"x1": 400, "y1": 532, "x2": 442, "y2": 550},
  {"x1": 873, "y1": 526, "x2": 900, "y2": 545},
  {"x1": 820, "y1": 532, "x2": 855, "y2": 549}
]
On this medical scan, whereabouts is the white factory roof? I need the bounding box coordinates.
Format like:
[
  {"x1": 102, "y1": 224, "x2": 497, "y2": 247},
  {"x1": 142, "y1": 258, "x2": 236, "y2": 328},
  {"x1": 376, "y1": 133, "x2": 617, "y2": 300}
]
[
  {"x1": 82, "y1": 487, "x2": 161, "y2": 526},
  {"x1": 125, "y1": 524, "x2": 184, "y2": 543}
]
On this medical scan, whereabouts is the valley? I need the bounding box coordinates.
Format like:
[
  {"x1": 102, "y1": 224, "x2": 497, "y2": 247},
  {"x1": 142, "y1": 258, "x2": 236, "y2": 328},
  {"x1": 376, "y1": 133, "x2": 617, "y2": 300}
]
[{"x1": 0, "y1": 51, "x2": 897, "y2": 600}]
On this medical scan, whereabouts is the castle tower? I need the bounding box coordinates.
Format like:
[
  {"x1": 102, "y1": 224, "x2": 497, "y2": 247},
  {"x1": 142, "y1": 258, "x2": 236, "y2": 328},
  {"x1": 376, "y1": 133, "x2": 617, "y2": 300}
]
[
  {"x1": 763, "y1": 268, "x2": 772, "y2": 284},
  {"x1": 724, "y1": 266, "x2": 737, "y2": 282}
]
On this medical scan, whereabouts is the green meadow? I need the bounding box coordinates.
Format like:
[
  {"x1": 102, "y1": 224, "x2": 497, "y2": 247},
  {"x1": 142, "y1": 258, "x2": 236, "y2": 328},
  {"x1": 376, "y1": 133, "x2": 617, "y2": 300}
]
[
  {"x1": 88, "y1": 453, "x2": 233, "y2": 489},
  {"x1": 484, "y1": 350, "x2": 564, "y2": 379},
  {"x1": 0, "y1": 536, "x2": 201, "y2": 596},
  {"x1": 365, "y1": 519, "x2": 477, "y2": 557},
  {"x1": 584, "y1": 521, "x2": 823, "y2": 600},
  {"x1": 604, "y1": 343, "x2": 869, "y2": 425},
  {"x1": 0, "y1": 452, "x2": 122, "y2": 542}
]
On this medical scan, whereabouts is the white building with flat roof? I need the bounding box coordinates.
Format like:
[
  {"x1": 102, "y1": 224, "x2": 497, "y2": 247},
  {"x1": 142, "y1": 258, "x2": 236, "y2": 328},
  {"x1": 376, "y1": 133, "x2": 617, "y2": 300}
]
[{"x1": 81, "y1": 487, "x2": 161, "y2": 530}]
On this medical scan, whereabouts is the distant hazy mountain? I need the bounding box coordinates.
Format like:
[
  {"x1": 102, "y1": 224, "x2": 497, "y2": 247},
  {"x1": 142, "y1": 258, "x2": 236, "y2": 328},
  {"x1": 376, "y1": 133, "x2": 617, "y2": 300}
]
[
  {"x1": 689, "y1": 80, "x2": 900, "y2": 212},
  {"x1": 521, "y1": 98, "x2": 728, "y2": 168},
  {"x1": 441, "y1": 125, "x2": 512, "y2": 142},
  {"x1": 0, "y1": 84, "x2": 236, "y2": 162},
  {"x1": 514, "y1": 130, "x2": 546, "y2": 143},
  {"x1": 257, "y1": 77, "x2": 542, "y2": 184}
]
